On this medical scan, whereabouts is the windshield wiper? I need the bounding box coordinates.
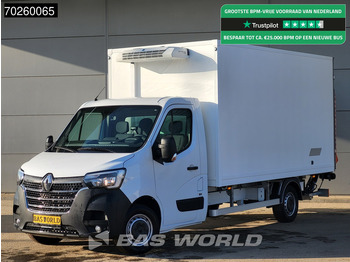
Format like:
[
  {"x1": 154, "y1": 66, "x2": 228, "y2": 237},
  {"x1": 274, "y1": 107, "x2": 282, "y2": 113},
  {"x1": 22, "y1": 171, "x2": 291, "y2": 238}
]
[
  {"x1": 54, "y1": 146, "x2": 76, "y2": 153},
  {"x1": 77, "y1": 147, "x2": 115, "y2": 153}
]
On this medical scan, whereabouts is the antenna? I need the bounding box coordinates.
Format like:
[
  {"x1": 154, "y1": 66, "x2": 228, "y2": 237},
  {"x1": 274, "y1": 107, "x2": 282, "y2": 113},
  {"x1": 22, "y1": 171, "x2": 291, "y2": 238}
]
[{"x1": 94, "y1": 86, "x2": 106, "y2": 101}]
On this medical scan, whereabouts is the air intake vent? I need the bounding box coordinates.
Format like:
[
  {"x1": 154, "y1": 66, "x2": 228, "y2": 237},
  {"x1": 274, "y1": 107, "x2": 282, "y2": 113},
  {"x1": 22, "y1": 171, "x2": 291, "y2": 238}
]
[
  {"x1": 116, "y1": 47, "x2": 189, "y2": 63},
  {"x1": 23, "y1": 175, "x2": 85, "y2": 214},
  {"x1": 122, "y1": 49, "x2": 165, "y2": 61}
]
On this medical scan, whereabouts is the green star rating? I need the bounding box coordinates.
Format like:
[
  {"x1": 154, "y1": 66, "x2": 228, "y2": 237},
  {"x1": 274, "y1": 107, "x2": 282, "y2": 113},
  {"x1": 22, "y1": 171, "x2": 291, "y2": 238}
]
[
  {"x1": 283, "y1": 21, "x2": 290, "y2": 28},
  {"x1": 291, "y1": 21, "x2": 299, "y2": 28},
  {"x1": 308, "y1": 21, "x2": 315, "y2": 28},
  {"x1": 316, "y1": 20, "x2": 324, "y2": 29},
  {"x1": 299, "y1": 20, "x2": 307, "y2": 29},
  {"x1": 243, "y1": 20, "x2": 251, "y2": 28},
  {"x1": 282, "y1": 20, "x2": 324, "y2": 29}
]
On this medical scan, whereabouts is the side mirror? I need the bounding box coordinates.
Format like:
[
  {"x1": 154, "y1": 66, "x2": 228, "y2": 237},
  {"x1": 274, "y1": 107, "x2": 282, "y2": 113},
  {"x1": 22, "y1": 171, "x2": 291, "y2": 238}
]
[
  {"x1": 45, "y1": 135, "x2": 54, "y2": 150},
  {"x1": 159, "y1": 136, "x2": 177, "y2": 163}
]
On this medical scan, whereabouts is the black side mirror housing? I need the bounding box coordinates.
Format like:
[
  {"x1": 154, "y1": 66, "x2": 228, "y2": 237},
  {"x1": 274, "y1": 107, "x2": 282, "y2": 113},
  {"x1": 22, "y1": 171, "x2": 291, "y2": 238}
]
[
  {"x1": 45, "y1": 135, "x2": 54, "y2": 150},
  {"x1": 159, "y1": 136, "x2": 177, "y2": 163}
]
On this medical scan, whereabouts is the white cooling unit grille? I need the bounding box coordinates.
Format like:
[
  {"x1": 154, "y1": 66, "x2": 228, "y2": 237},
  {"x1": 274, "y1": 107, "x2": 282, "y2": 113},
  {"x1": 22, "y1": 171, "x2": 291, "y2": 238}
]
[{"x1": 116, "y1": 47, "x2": 189, "y2": 63}]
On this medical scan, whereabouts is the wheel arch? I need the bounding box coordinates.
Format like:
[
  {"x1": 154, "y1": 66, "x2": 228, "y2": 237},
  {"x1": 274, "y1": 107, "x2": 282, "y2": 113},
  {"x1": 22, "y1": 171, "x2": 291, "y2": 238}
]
[
  {"x1": 280, "y1": 178, "x2": 302, "y2": 200},
  {"x1": 271, "y1": 177, "x2": 302, "y2": 200},
  {"x1": 132, "y1": 196, "x2": 162, "y2": 224}
]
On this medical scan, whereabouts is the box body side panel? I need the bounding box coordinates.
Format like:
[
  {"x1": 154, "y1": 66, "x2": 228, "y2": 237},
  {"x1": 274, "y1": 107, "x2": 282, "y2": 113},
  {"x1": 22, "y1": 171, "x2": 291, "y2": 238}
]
[{"x1": 216, "y1": 45, "x2": 334, "y2": 186}]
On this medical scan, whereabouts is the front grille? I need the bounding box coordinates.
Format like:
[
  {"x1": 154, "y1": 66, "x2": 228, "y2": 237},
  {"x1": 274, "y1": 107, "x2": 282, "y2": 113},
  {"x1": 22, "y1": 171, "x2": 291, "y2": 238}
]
[
  {"x1": 23, "y1": 175, "x2": 85, "y2": 214},
  {"x1": 23, "y1": 181, "x2": 42, "y2": 190},
  {"x1": 24, "y1": 223, "x2": 79, "y2": 236}
]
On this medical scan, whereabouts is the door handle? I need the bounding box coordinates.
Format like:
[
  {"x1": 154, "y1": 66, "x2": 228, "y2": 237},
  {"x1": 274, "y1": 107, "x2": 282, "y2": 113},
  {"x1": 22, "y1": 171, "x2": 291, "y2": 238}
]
[{"x1": 187, "y1": 165, "x2": 198, "y2": 171}]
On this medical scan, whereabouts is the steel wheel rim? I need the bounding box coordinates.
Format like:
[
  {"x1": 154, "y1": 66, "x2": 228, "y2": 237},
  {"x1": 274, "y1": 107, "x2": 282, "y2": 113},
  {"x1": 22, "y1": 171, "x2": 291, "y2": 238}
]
[
  {"x1": 284, "y1": 192, "x2": 296, "y2": 216},
  {"x1": 126, "y1": 214, "x2": 153, "y2": 247}
]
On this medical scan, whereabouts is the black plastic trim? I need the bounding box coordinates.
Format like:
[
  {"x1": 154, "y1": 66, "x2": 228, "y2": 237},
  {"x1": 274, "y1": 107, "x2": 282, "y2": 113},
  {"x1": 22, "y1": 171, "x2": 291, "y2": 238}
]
[{"x1": 176, "y1": 197, "x2": 204, "y2": 212}]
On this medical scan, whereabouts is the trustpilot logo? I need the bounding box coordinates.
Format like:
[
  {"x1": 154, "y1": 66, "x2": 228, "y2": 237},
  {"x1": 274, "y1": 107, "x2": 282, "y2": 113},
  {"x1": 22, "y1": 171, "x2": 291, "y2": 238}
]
[
  {"x1": 243, "y1": 20, "x2": 252, "y2": 28},
  {"x1": 89, "y1": 232, "x2": 263, "y2": 250},
  {"x1": 244, "y1": 20, "x2": 279, "y2": 29}
]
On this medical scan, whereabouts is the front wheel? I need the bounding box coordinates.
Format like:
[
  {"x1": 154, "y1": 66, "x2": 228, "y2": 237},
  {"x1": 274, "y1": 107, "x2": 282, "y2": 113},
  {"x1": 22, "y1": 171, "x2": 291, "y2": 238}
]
[
  {"x1": 116, "y1": 204, "x2": 160, "y2": 254},
  {"x1": 273, "y1": 185, "x2": 299, "y2": 223}
]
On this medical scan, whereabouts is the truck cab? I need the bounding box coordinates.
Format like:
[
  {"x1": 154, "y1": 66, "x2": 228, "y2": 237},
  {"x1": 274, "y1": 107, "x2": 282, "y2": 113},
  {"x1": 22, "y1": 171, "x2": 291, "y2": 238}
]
[{"x1": 14, "y1": 97, "x2": 208, "y2": 253}]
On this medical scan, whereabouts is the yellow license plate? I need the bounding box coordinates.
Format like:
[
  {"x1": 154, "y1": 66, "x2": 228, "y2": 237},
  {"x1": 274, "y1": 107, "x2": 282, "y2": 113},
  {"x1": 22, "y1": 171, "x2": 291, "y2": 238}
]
[{"x1": 33, "y1": 214, "x2": 61, "y2": 225}]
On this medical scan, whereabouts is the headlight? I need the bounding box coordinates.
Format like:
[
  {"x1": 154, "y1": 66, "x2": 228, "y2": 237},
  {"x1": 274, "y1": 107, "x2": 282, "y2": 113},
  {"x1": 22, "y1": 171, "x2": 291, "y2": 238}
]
[
  {"x1": 84, "y1": 169, "x2": 126, "y2": 189},
  {"x1": 17, "y1": 169, "x2": 25, "y2": 185}
]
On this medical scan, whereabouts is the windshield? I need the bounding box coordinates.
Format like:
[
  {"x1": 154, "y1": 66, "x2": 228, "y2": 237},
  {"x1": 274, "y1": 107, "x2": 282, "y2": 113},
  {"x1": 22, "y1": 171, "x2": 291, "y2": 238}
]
[{"x1": 52, "y1": 105, "x2": 161, "y2": 153}]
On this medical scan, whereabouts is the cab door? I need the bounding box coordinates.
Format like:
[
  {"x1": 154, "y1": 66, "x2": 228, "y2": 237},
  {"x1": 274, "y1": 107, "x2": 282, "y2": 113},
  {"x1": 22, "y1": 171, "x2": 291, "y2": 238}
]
[{"x1": 152, "y1": 106, "x2": 206, "y2": 232}]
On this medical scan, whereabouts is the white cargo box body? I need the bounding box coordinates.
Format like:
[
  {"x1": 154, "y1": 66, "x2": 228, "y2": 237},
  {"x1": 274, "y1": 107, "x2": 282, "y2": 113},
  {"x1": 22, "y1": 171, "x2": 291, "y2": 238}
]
[{"x1": 108, "y1": 40, "x2": 335, "y2": 187}]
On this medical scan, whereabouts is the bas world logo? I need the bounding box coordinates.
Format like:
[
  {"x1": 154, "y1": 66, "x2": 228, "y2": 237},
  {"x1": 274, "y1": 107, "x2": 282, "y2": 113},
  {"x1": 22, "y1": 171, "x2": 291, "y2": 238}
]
[
  {"x1": 172, "y1": 234, "x2": 263, "y2": 247},
  {"x1": 89, "y1": 231, "x2": 263, "y2": 250},
  {"x1": 89, "y1": 231, "x2": 109, "y2": 250}
]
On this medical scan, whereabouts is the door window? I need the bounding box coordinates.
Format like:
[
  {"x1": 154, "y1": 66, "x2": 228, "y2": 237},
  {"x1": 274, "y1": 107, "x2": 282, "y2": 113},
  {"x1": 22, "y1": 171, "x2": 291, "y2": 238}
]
[{"x1": 157, "y1": 109, "x2": 192, "y2": 153}]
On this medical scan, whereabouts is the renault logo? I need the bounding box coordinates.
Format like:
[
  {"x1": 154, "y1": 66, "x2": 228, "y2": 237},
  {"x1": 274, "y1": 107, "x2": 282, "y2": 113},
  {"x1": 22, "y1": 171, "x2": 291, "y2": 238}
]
[{"x1": 42, "y1": 173, "x2": 53, "y2": 192}]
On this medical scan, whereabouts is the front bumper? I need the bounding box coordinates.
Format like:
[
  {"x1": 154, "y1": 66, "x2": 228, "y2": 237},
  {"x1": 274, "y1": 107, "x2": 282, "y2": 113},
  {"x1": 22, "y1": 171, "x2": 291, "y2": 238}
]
[{"x1": 13, "y1": 180, "x2": 131, "y2": 239}]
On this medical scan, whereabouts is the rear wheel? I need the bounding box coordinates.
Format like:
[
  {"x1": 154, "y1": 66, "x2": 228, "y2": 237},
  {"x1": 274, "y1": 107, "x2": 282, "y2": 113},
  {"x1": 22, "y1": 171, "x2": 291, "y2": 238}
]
[
  {"x1": 116, "y1": 204, "x2": 160, "y2": 254},
  {"x1": 273, "y1": 185, "x2": 299, "y2": 223},
  {"x1": 29, "y1": 235, "x2": 62, "y2": 245}
]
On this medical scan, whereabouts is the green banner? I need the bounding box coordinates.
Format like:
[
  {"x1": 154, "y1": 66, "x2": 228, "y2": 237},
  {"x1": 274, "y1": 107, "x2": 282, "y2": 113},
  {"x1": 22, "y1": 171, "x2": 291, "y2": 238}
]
[{"x1": 221, "y1": 4, "x2": 346, "y2": 44}]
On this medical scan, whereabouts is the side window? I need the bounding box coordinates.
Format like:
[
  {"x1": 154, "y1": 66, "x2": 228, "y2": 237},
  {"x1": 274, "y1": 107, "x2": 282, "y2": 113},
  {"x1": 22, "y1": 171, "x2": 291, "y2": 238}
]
[{"x1": 158, "y1": 109, "x2": 192, "y2": 153}]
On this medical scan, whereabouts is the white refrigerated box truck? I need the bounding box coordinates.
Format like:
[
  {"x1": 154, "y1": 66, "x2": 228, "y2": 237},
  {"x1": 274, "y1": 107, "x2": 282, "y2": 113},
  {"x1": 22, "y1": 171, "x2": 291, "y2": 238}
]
[{"x1": 14, "y1": 40, "x2": 336, "y2": 253}]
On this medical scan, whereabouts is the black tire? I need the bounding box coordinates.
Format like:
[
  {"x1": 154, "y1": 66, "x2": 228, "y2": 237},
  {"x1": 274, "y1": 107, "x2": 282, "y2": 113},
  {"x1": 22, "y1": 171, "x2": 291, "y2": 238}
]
[
  {"x1": 116, "y1": 204, "x2": 160, "y2": 254},
  {"x1": 273, "y1": 185, "x2": 299, "y2": 223},
  {"x1": 29, "y1": 234, "x2": 62, "y2": 245}
]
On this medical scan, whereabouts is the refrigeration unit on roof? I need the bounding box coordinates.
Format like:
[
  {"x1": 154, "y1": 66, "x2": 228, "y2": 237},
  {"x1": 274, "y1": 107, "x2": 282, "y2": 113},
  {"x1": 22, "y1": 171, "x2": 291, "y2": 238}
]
[{"x1": 115, "y1": 46, "x2": 189, "y2": 63}]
